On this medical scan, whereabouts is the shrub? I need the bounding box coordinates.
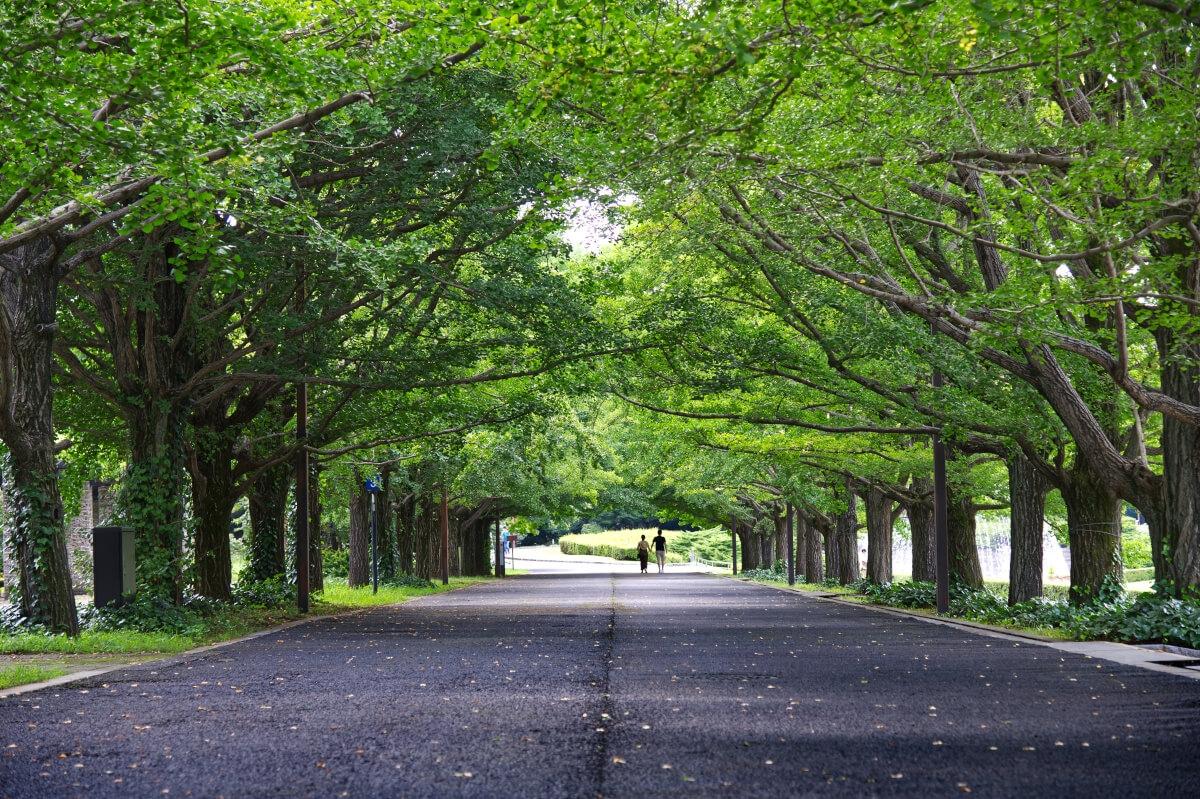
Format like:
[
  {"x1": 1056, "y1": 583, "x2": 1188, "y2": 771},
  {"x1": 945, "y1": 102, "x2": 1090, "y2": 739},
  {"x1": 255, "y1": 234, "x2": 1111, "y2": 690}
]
[
  {"x1": 1122, "y1": 530, "x2": 1154, "y2": 569},
  {"x1": 860, "y1": 579, "x2": 1200, "y2": 649},
  {"x1": 322, "y1": 548, "x2": 349, "y2": 579}
]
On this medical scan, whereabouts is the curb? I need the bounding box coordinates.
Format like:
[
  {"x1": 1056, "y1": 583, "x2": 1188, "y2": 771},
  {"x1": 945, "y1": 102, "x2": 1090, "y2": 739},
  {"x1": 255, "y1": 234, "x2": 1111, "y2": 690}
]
[
  {"x1": 723, "y1": 575, "x2": 1200, "y2": 681},
  {"x1": 0, "y1": 579, "x2": 493, "y2": 701}
]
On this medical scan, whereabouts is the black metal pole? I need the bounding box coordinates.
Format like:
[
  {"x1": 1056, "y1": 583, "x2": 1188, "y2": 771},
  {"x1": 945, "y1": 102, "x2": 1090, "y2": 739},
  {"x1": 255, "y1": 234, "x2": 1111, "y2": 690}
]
[
  {"x1": 933, "y1": 368, "x2": 950, "y2": 614},
  {"x1": 786, "y1": 503, "x2": 795, "y2": 586},
  {"x1": 730, "y1": 516, "x2": 738, "y2": 575}
]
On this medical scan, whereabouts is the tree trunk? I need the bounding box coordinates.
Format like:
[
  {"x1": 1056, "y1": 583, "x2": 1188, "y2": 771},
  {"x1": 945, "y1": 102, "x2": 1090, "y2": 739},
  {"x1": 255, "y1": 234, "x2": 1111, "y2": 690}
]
[
  {"x1": 122, "y1": 405, "x2": 188, "y2": 602},
  {"x1": 835, "y1": 484, "x2": 860, "y2": 585},
  {"x1": 947, "y1": 490, "x2": 984, "y2": 588},
  {"x1": 774, "y1": 512, "x2": 785, "y2": 565},
  {"x1": 396, "y1": 495, "x2": 414, "y2": 575},
  {"x1": 188, "y1": 434, "x2": 235, "y2": 600},
  {"x1": 795, "y1": 511, "x2": 807, "y2": 580},
  {"x1": 864, "y1": 487, "x2": 893, "y2": 584},
  {"x1": 759, "y1": 524, "x2": 774, "y2": 569},
  {"x1": 803, "y1": 515, "x2": 824, "y2": 583},
  {"x1": 247, "y1": 463, "x2": 289, "y2": 582},
  {"x1": 1060, "y1": 457, "x2": 1123, "y2": 603},
  {"x1": 378, "y1": 468, "x2": 394, "y2": 580},
  {"x1": 735, "y1": 521, "x2": 757, "y2": 570},
  {"x1": 823, "y1": 524, "x2": 839, "y2": 580},
  {"x1": 0, "y1": 237, "x2": 78, "y2": 634},
  {"x1": 907, "y1": 478, "x2": 936, "y2": 582},
  {"x1": 1007, "y1": 454, "x2": 1048, "y2": 604},
  {"x1": 114, "y1": 232, "x2": 196, "y2": 604},
  {"x1": 348, "y1": 475, "x2": 370, "y2": 587},
  {"x1": 414, "y1": 495, "x2": 435, "y2": 580},
  {"x1": 1156, "y1": 327, "x2": 1200, "y2": 593},
  {"x1": 308, "y1": 463, "x2": 323, "y2": 593}
]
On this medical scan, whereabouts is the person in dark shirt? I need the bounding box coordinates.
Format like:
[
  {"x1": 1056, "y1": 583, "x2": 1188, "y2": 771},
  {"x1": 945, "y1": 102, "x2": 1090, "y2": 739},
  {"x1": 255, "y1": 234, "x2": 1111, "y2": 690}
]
[{"x1": 652, "y1": 528, "x2": 667, "y2": 574}]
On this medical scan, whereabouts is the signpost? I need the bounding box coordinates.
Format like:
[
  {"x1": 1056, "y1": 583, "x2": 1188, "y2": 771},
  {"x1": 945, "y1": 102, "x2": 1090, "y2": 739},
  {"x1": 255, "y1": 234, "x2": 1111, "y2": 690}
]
[
  {"x1": 507, "y1": 534, "x2": 517, "y2": 571},
  {"x1": 365, "y1": 476, "x2": 382, "y2": 594}
]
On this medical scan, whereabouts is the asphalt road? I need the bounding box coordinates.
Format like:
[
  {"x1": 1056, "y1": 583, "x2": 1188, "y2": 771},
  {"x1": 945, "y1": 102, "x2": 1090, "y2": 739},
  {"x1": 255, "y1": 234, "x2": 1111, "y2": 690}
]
[{"x1": 3, "y1": 572, "x2": 1200, "y2": 798}]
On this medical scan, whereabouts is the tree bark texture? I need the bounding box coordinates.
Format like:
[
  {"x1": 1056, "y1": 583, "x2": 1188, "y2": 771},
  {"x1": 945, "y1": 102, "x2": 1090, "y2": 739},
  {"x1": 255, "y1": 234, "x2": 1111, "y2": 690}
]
[
  {"x1": 347, "y1": 475, "x2": 370, "y2": 587},
  {"x1": 1007, "y1": 454, "x2": 1049, "y2": 604},
  {"x1": 774, "y1": 512, "x2": 786, "y2": 565},
  {"x1": 907, "y1": 478, "x2": 936, "y2": 583},
  {"x1": 803, "y1": 514, "x2": 824, "y2": 583},
  {"x1": 308, "y1": 463, "x2": 323, "y2": 593},
  {"x1": 1060, "y1": 457, "x2": 1123, "y2": 603},
  {"x1": 735, "y1": 521, "x2": 758, "y2": 571},
  {"x1": 835, "y1": 484, "x2": 860, "y2": 585},
  {"x1": 396, "y1": 494, "x2": 414, "y2": 575},
  {"x1": 864, "y1": 486, "x2": 893, "y2": 584},
  {"x1": 378, "y1": 469, "x2": 394, "y2": 580},
  {"x1": 413, "y1": 495, "x2": 436, "y2": 580},
  {"x1": 188, "y1": 432, "x2": 235, "y2": 600},
  {"x1": 248, "y1": 463, "x2": 289, "y2": 582},
  {"x1": 1156, "y1": 326, "x2": 1200, "y2": 592},
  {"x1": 0, "y1": 237, "x2": 78, "y2": 633},
  {"x1": 947, "y1": 489, "x2": 984, "y2": 589}
]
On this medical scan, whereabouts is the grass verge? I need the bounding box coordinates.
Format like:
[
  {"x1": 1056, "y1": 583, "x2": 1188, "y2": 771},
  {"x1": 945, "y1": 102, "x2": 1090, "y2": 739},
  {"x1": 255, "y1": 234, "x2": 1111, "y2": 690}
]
[
  {"x1": 0, "y1": 576, "x2": 491, "y2": 658},
  {"x1": 0, "y1": 664, "x2": 69, "y2": 690}
]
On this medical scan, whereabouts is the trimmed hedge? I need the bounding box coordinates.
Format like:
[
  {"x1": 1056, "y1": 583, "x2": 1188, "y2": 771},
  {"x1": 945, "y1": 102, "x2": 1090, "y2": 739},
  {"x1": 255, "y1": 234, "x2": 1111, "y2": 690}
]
[{"x1": 559, "y1": 538, "x2": 686, "y2": 563}]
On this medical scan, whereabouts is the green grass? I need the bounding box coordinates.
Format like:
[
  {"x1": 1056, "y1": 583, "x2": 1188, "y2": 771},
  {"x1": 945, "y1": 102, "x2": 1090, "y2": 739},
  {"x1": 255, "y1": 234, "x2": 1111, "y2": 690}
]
[
  {"x1": 0, "y1": 630, "x2": 197, "y2": 655},
  {"x1": 0, "y1": 663, "x2": 68, "y2": 690},
  {"x1": 560, "y1": 527, "x2": 730, "y2": 563},
  {"x1": 317, "y1": 576, "x2": 491, "y2": 609},
  {"x1": 0, "y1": 576, "x2": 492, "y2": 657}
]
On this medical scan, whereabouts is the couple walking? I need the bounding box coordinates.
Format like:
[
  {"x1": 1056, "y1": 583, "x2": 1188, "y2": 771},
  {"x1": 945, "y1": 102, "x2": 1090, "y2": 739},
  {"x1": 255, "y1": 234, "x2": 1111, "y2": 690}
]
[{"x1": 637, "y1": 529, "x2": 668, "y2": 574}]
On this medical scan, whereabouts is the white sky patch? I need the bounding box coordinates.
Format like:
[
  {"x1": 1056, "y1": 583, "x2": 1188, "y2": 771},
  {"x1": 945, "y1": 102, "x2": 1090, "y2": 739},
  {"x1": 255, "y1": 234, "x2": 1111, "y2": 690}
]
[{"x1": 559, "y1": 195, "x2": 637, "y2": 254}]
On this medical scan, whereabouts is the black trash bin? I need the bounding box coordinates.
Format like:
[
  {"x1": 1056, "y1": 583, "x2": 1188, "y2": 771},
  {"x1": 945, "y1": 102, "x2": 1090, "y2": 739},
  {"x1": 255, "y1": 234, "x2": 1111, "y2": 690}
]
[{"x1": 92, "y1": 526, "x2": 135, "y2": 608}]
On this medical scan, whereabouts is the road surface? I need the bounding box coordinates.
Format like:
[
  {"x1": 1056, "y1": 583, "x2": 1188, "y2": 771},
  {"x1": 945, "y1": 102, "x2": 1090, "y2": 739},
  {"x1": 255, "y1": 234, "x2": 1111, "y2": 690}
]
[{"x1": 3, "y1": 570, "x2": 1199, "y2": 797}]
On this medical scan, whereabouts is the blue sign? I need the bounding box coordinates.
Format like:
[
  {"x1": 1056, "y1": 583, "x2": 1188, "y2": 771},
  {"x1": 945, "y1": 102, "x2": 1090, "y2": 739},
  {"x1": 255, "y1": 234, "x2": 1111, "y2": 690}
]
[{"x1": 364, "y1": 476, "x2": 382, "y2": 494}]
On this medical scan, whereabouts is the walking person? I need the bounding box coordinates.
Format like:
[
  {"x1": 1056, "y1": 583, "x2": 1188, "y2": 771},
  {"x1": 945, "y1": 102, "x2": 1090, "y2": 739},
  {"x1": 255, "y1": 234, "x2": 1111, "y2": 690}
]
[
  {"x1": 652, "y1": 528, "x2": 667, "y2": 574},
  {"x1": 637, "y1": 534, "x2": 650, "y2": 574}
]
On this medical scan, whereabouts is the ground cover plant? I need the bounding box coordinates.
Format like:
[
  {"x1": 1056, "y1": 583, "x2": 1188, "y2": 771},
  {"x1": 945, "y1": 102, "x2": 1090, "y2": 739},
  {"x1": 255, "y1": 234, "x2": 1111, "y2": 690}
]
[{"x1": 861, "y1": 580, "x2": 1200, "y2": 649}]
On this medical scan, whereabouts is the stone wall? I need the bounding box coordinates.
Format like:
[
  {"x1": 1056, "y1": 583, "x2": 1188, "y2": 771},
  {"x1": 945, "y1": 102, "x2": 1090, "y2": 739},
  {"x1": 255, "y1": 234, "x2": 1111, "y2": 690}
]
[
  {"x1": 65, "y1": 481, "x2": 116, "y2": 592},
  {"x1": 1, "y1": 480, "x2": 115, "y2": 599}
]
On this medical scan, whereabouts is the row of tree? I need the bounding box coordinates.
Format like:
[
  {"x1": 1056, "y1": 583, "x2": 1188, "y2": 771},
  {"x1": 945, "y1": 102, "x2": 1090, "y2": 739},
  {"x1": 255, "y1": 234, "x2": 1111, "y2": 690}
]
[
  {"x1": 0, "y1": 2, "x2": 632, "y2": 634},
  {"x1": 531, "y1": 0, "x2": 1198, "y2": 604}
]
